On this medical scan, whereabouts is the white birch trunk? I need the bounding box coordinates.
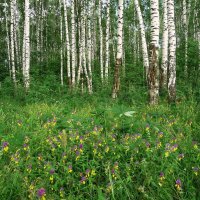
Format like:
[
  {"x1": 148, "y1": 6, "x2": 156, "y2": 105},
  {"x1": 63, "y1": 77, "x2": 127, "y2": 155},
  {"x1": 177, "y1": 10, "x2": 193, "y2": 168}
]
[
  {"x1": 10, "y1": 0, "x2": 17, "y2": 86},
  {"x1": 134, "y1": 0, "x2": 149, "y2": 78},
  {"x1": 98, "y1": 0, "x2": 104, "y2": 83},
  {"x1": 167, "y1": 0, "x2": 176, "y2": 102},
  {"x1": 148, "y1": 0, "x2": 160, "y2": 105},
  {"x1": 87, "y1": 1, "x2": 93, "y2": 93},
  {"x1": 183, "y1": 0, "x2": 188, "y2": 76},
  {"x1": 22, "y1": 0, "x2": 30, "y2": 90},
  {"x1": 105, "y1": 0, "x2": 110, "y2": 82},
  {"x1": 4, "y1": 1, "x2": 11, "y2": 77},
  {"x1": 63, "y1": 0, "x2": 71, "y2": 86},
  {"x1": 71, "y1": 0, "x2": 76, "y2": 87},
  {"x1": 161, "y1": 0, "x2": 168, "y2": 88},
  {"x1": 59, "y1": 0, "x2": 64, "y2": 86},
  {"x1": 112, "y1": 0, "x2": 124, "y2": 99}
]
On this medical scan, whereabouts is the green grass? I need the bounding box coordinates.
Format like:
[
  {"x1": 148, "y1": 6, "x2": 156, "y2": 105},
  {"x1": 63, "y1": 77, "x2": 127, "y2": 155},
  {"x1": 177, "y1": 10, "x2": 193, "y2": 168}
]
[{"x1": 0, "y1": 94, "x2": 200, "y2": 200}]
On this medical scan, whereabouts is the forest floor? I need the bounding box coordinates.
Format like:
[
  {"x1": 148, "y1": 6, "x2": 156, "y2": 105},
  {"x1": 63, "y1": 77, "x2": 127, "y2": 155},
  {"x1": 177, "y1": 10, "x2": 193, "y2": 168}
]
[{"x1": 0, "y1": 94, "x2": 200, "y2": 199}]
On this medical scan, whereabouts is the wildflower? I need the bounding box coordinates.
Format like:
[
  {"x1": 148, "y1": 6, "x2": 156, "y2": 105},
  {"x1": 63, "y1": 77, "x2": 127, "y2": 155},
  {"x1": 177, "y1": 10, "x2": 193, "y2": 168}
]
[
  {"x1": 156, "y1": 141, "x2": 162, "y2": 149},
  {"x1": 145, "y1": 124, "x2": 150, "y2": 131},
  {"x1": 27, "y1": 164, "x2": 32, "y2": 173},
  {"x1": 192, "y1": 167, "x2": 199, "y2": 176},
  {"x1": 75, "y1": 150, "x2": 80, "y2": 160},
  {"x1": 91, "y1": 169, "x2": 96, "y2": 176},
  {"x1": 192, "y1": 141, "x2": 198, "y2": 149},
  {"x1": 85, "y1": 169, "x2": 90, "y2": 177},
  {"x1": 80, "y1": 176, "x2": 87, "y2": 184},
  {"x1": 111, "y1": 169, "x2": 117, "y2": 179},
  {"x1": 79, "y1": 144, "x2": 83, "y2": 152},
  {"x1": 105, "y1": 146, "x2": 109, "y2": 153},
  {"x1": 158, "y1": 172, "x2": 165, "y2": 186},
  {"x1": 106, "y1": 183, "x2": 112, "y2": 193},
  {"x1": 60, "y1": 187, "x2": 64, "y2": 198},
  {"x1": 23, "y1": 143, "x2": 29, "y2": 151},
  {"x1": 68, "y1": 165, "x2": 72, "y2": 173},
  {"x1": 175, "y1": 179, "x2": 182, "y2": 191},
  {"x1": 37, "y1": 188, "x2": 46, "y2": 200},
  {"x1": 178, "y1": 153, "x2": 184, "y2": 160},
  {"x1": 2, "y1": 142, "x2": 9, "y2": 152},
  {"x1": 158, "y1": 132, "x2": 163, "y2": 138},
  {"x1": 171, "y1": 144, "x2": 178, "y2": 152}
]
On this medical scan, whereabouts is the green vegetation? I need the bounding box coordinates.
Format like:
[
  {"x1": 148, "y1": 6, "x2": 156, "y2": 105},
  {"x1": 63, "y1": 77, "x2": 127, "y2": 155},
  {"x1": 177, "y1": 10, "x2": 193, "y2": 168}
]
[{"x1": 0, "y1": 89, "x2": 199, "y2": 199}]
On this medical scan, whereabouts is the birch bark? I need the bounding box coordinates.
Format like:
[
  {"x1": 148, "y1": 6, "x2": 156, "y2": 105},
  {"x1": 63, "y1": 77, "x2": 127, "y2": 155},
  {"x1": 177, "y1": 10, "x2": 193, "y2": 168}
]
[
  {"x1": 148, "y1": 0, "x2": 160, "y2": 105},
  {"x1": 98, "y1": 0, "x2": 104, "y2": 83},
  {"x1": 167, "y1": 0, "x2": 177, "y2": 102},
  {"x1": 63, "y1": 0, "x2": 71, "y2": 86},
  {"x1": 112, "y1": 0, "x2": 123, "y2": 99},
  {"x1": 134, "y1": 0, "x2": 149, "y2": 78},
  {"x1": 161, "y1": 0, "x2": 168, "y2": 89},
  {"x1": 105, "y1": 0, "x2": 110, "y2": 82}
]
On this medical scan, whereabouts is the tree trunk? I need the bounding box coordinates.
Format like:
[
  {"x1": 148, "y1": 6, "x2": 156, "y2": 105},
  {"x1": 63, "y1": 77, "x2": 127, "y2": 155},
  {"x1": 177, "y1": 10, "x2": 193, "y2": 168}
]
[
  {"x1": 105, "y1": 0, "x2": 110, "y2": 82},
  {"x1": 22, "y1": 0, "x2": 30, "y2": 90},
  {"x1": 98, "y1": 0, "x2": 104, "y2": 83},
  {"x1": 10, "y1": 0, "x2": 17, "y2": 86},
  {"x1": 71, "y1": 0, "x2": 76, "y2": 87},
  {"x1": 167, "y1": 0, "x2": 177, "y2": 103},
  {"x1": 134, "y1": 0, "x2": 149, "y2": 78},
  {"x1": 112, "y1": 0, "x2": 124, "y2": 99},
  {"x1": 160, "y1": 0, "x2": 168, "y2": 89},
  {"x1": 59, "y1": 0, "x2": 64, "y2": 86},
  {"x1": 63, "y1": 0, "x2": 71, "y2": 86},
  {"x1": 183, "y1": 0, "x2": 188, "y2": 76},
  {"x1": 148, "y1": 0, "x2": 160, "y2": 105}
]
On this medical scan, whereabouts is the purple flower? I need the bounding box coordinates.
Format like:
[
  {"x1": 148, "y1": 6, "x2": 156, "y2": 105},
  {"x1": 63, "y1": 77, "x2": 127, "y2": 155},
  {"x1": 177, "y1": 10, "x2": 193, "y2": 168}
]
[
  {"x1": 50, "y1": 169, "x2": 55, "y2": 175},
  {"x1": 79, "y1": 144, "x2": 83, "y2": 149},
  {"x1": 176, "y1": 179, "x2": 181, "y2": 186},
  {"x1": 37, "y1": 188, "x2": 46, "y2": 198},
  {"x1": 160, "y1": 172, "x2": 164, "y2": 177},
  {"x1": 80, "y1": 176, "x2": 87, "y2": 184},
  {"x1": 2, "y1": 142, "x2": 9, "y2": 148}
]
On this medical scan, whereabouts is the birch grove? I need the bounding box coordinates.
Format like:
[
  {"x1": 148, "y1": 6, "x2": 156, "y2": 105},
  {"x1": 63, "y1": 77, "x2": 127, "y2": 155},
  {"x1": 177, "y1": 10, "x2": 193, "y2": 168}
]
[{"x1": 0, "y1": 0, "x2": 199, "y2": 104}]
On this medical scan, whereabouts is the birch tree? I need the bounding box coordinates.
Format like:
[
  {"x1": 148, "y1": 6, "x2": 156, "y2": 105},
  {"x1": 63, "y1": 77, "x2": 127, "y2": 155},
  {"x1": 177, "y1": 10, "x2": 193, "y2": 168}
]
[
  {"x1": 112, "y1": 0, "x2": 123, "y2": 99},
  {"x1": 59, "y1": 0, "x2": 64, "y2": 86},
  {"x1": 22, "y1": 0, "x2": 30, "y2": 90},
  {"x1": 134, "y1": 0, "x2": 149, "y2": 78},
  {"x1": 10, "y1": 0, "x2": 17, "y2": 86},
  {"x1": 161, "y1": 0, "x2": 168, "y2": 89},
  {"x1": 98, "y1": 0, "x2": 104, "y2": 82},
  {"x1": 148, "y1": 0, "x2": 160, "y2": 105},
  {"x1": 105, "y1": 0, "x2": 110, "y2": 82},
  {"x1": 71, "y1": 0, "x2": 76, "y2": 87},
  {"x1": 183, "y1": 0, "x2": 188, "y2": 76},
  {"x1": 167, "y1": 0, "x2": 177, "y2": 102},
  {"x1": 63, "y1": 0, "x2": 71, "y2": 86}
]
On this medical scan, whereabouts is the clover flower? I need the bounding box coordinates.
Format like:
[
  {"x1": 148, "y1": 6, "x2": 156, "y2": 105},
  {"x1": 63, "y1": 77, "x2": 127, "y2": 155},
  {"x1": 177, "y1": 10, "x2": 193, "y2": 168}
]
[{"x1": 37, "y1": 188, "x2": 46, "y2": 199}]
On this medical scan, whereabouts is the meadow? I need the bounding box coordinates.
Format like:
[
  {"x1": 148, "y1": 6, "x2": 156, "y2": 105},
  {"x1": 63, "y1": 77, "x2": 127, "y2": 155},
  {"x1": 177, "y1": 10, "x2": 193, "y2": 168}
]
[{"x1": 0, "y1": 87, "x2": 199, "y2": 200}]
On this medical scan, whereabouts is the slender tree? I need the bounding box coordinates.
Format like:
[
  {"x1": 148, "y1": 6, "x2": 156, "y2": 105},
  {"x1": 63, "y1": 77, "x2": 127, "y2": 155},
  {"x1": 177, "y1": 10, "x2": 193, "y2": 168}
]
[
  {"x1": 148, "y1": 0, "x2": 160, "y2": 105},
  {"x1": 161, "y1": 0, "x2": 168, "y2": 89},
  {"x1": 134, "y1": 0, "x2": 149, "y2": 78},
  {"x1": 112, "y1": 0, "x2": 124, "y2": 99},
  {"x1": 22, "y1": 0, "x2": 30, "y2": 90},
  {"x1": 105, "y1": 0, "x2": 110, "y2": 82},
  {"x1": 167, "y1": 0, "x2": 177, "y2": 102}
]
